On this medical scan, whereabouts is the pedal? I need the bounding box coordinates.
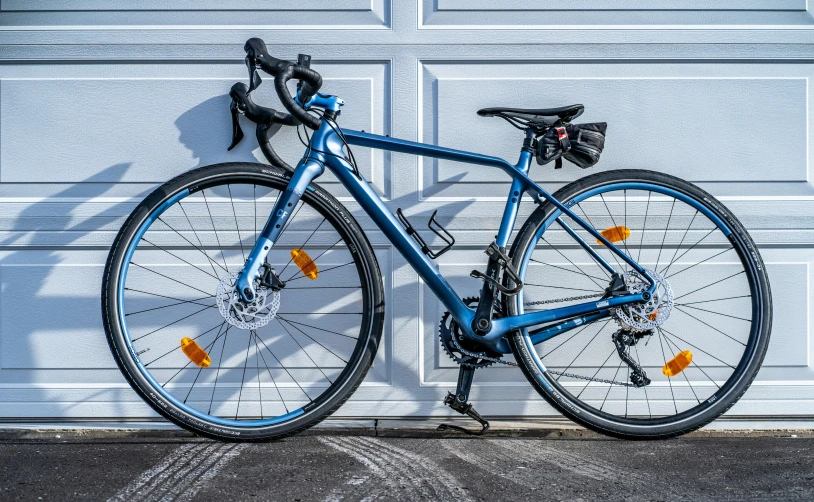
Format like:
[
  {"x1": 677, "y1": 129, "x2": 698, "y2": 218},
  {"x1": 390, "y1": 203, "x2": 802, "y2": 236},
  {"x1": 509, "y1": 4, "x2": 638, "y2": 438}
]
[
  {"x1": 438, "y1": 392, "x2": 490, "y2": 436},
  {"x1": 396, "y1": 209, "x2": 455, "y2": 259}
]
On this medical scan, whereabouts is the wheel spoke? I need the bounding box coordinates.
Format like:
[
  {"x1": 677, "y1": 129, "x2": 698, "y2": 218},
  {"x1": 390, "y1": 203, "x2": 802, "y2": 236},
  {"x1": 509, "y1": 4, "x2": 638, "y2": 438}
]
[
  {"x1": 654, "y1": 199, "x2": 676, "y2": 271},
  {"x1": 659, "y1": 210, "x2": 698, "y2": 276},
  {"x1": 276, "y1": 316, "x2": 359, "y2": 340},
  {"x1": 146, "y1": 320, "x2": 225, "y2": 367},
  {"x1": 132, "y1": 303, "x2": 216, "y2": 342},
  {"x1": 235, "y1": 329, "x2": 253, "y2": 419},
  {"x1": 529, "y1": 258, "x2": 608, "y2": 286},
  {"x1": 164, "y1": 208, "x2": 227, "y2": 277},
  {"x1": 253, "y1": 329, "x2": 314, "y2": 401},
  {"x1": 116, "y1": 178, "x2": 373, "y2": 429},
  {"x1": 279, "y1": 217, "x2": 327, "y2": 279},
  {"x1": 674, "y1": 270, "x2": 746, "y2": 301},
  {"x1": 142, "y1": 237, "x2": 220, "y2": 281},
  {"x1": 674, "y1": 307, "x2": 746, "y2": 346},
  {"x1": 201, "y1": 189, "x2": 230, "y2": 274},
  {"x1": 657, "y1": 328, "x2": 678, "y2": 415},
  {"x1": 284, "y1": 236, "x2": 345, "y2": 282},
  {"x1": 664, "y1": 247, "x2": 734, "y2": 281},
  {"x1": 129, "y1": 262, "x2": 212, "y2": 297},
  {"x1": 285, "y1": 261, "x2": 355, "y2": 283},
  {"x1": 677, "y1": 304, "x2": 752, "y2": 323},
  {"x1": 126, "y1": 294, "x2": 214, "y2": 316},
  {"x1": 277, "y1": 317, "x2": 348, "y2": 365}
]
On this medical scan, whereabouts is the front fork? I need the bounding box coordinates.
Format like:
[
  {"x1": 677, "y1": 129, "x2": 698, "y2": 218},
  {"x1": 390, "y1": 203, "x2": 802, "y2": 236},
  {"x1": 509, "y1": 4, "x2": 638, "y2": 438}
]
[{"x1": 236, "y1": 159, "x2": 325, "y2": 302}]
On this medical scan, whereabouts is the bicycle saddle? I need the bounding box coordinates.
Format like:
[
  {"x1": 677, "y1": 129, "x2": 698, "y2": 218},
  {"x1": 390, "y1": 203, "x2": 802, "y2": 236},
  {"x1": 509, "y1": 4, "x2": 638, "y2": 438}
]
[{"x1": 477, "y1": 105, "x2": 584, "y2": 126}]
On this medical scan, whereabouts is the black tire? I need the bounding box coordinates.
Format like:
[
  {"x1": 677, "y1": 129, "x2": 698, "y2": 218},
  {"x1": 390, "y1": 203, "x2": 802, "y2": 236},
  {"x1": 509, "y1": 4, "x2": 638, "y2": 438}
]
[
  {"x1": 102, "y1": 162, "x2": 384, "y2": 441},
  {"x1": 507, "y1": 169, "x2": 772, "y2": 439}
]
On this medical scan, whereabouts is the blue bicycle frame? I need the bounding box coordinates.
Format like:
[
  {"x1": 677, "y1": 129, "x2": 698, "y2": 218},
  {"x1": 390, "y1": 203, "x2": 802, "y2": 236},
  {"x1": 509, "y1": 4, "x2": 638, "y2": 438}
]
[{"x1": 236, "y1": 118, "x2": 657, "y2": 356}]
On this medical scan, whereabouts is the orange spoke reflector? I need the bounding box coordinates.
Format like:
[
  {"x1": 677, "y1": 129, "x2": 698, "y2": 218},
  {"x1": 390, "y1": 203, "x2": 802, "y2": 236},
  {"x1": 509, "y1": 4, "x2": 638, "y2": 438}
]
[
  {"x1": 662, "y1": 350, "x2": 692, "y2": 377},
  {"x1": 291, "y1": 248, "x2": 318, "y2": 280},
  {"x1": 596, "y1": 226, "x2": 631, "y2": 245},
  {"x1": 649, "y1": 310, "x2": 658, "y2": 321},
  {"x1": 180, "y1": 337, "x2": 211, "y2": 368}
]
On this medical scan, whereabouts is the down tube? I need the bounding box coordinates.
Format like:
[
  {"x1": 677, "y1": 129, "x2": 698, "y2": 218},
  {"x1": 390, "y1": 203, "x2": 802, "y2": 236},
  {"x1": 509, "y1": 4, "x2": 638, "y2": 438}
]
[{"x1": 324, "y1": 156, "x2": 474, "y2": 328}]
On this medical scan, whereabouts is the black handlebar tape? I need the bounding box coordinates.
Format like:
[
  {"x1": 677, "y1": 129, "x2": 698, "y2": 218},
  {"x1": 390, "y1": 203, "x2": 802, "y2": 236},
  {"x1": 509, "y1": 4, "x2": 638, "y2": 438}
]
[
  {"x1": 275, "y1": 65, "x2": 323, "y2": 130},
  {"x1": 229, "y1": 82, "x2": 297, "y2": 170},
  {"x1": 244, "y1": 37, "x2": 293, "y2": 76}
]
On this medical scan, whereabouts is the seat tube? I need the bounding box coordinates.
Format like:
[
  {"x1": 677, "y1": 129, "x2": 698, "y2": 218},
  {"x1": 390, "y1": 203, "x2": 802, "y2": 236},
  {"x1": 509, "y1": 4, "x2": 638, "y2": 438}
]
[
  {"x1": 496, "y1": 149, "x2": 533, "y2": 248},
  {"x1": 236, "y1": 158, "x2": 325, "y2": 301}
]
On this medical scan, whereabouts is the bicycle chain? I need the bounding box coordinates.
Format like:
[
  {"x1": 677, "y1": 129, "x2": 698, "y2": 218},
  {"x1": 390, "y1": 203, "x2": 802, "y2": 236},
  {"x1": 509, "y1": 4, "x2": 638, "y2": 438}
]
[
  {"x1": 448, "y1": 324, "x2": 518, "y2": 367},
  {"x1": 525, "y1": 292, "x2": 635, "y2": 387},
  {"x1": 524, "y1": 292, "x2": 603, "y2": 307},
  {"x1": 546, "y1": 369, "x2": 635, "y2": 387}
]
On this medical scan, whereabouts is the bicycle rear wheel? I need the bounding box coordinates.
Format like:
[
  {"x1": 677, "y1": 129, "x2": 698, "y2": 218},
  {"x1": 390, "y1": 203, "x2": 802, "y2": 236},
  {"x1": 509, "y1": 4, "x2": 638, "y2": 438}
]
[
  {"x1": 508, "y1": 169, "x2": 771, "y2": 439},
  {"x1": 102, "y1": 163, "x2": 384, "y2": 441}
]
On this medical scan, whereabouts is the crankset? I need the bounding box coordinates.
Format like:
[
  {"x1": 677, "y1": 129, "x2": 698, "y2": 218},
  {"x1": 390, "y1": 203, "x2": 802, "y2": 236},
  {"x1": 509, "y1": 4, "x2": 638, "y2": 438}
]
[{"x1": 439, "y1": 297, "x2": 512, "y2": 368}]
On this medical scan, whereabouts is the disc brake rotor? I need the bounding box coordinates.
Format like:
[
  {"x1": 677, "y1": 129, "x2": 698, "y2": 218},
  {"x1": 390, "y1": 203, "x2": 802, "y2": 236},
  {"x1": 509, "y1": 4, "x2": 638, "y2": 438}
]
[
  {"x1": 612, "y1": 268, "x2": 673, "y2": 332},
  {"x1": 216, "y1": 271, "x2": 280, "y2": 330}
]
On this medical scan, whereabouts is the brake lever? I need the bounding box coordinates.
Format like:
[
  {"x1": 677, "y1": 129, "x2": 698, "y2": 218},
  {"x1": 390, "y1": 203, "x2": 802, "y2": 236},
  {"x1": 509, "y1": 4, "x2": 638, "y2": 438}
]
[{"x1": 228, "y1": 99, "x2": 245, "y2": 151}]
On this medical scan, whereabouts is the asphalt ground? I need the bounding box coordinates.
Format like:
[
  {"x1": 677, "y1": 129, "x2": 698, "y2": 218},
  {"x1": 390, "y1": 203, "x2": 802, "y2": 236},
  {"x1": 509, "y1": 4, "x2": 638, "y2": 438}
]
[{"x1": 0, "y1": 431, "x2": 812, "y2": 501}]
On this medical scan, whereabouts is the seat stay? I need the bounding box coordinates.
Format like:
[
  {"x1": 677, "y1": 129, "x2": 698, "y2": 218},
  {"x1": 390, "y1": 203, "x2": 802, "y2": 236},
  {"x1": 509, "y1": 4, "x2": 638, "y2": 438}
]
[{"x1": 337, "y1": 127, "x2": 655, "y2": 355}]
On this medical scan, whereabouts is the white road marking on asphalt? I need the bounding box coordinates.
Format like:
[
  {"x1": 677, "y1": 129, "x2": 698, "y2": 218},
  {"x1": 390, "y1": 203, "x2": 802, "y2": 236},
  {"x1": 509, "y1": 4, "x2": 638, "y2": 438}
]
[
  {"x1": 319, "y1": 437, "x2": 473, "y2": 501},
  {"x1": 107, "y1": 442, "x2": 246, "y2": 502}
]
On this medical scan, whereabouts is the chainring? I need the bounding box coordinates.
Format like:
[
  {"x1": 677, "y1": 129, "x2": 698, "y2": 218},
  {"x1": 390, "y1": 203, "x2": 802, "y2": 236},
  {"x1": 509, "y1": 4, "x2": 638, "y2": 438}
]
[{"x1": 439, "y1": 297, "x2": 503, "y2": 368}]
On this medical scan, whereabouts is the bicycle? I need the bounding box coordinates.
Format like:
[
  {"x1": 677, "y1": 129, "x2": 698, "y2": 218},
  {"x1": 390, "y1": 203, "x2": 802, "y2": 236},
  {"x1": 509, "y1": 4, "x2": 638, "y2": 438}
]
[{"x1": 102, "y1": 38, "x2": 772, "y2": 441}]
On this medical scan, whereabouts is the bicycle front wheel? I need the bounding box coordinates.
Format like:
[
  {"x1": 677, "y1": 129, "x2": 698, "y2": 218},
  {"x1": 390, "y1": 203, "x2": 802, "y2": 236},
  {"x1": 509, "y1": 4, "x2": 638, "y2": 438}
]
[
  {"x1": 508, "y1": 169, "x2": 771, "y2": 439},
  {"x1": 102, "y1": 163, "x2": 384, "y2": 441}
]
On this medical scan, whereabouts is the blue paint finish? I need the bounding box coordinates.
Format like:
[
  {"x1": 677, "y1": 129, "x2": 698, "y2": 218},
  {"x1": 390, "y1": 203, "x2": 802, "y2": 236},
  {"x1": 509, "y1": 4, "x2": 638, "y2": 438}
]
[
  {"x1": 226, "y1": 125, "x2": 733, "y2": 360},
  {"x1": 342, "y1": 129, "x2": 522, "y2": 174},
  {"x1": 529, "y1": 311, "x2": 610, "y2": 345},
  {"x1": 118, "y1": 187, "x2": 305, "y2": 427},
  {"x1": 236, "y1": 158, "x2": 326, "y2": 302},
  {"x1": 496, "y1": 153, "x2": 532, "y2": 248},
  {"x1": 297, "y1": 90, "x2": 345, "y2": 112}
]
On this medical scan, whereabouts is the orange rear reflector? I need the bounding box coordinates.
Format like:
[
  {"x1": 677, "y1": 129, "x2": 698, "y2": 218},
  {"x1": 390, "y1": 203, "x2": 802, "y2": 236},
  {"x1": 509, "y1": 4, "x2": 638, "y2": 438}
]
[
  {"x1": 662, "y1": 350, "x2": 692, "y2": 377},
  {"x1": 291, "y1": 248, "x2": 318, "y2": 280},
  {"x1": 180, "y1": 337, "x2": 211, "y2": 368},
  {"x1": 597, "y1": 226, "x2": 631, "y2": 245}
]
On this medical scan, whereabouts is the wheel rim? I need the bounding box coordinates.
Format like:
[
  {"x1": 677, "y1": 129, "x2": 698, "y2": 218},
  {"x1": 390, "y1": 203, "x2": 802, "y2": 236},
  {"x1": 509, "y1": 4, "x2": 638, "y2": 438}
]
[
  {"x1": 516, "y1": 181, "x2": 763, "y2": 425},
  {"x1": 115, "y1": 179, "x2": 372, "y2": 428}
]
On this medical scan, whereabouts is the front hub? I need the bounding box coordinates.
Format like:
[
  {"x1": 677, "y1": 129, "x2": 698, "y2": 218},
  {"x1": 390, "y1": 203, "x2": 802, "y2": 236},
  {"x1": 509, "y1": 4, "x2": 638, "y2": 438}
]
[{"x1": 216, "y1": 270, "x2": 280, "y2": 330}]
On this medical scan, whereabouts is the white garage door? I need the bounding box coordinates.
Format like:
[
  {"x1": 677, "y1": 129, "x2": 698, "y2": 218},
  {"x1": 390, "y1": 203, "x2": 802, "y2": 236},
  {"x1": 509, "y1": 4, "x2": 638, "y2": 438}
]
[{"x1": 0, "y1": 2, "x2": 812, "y2": 424}]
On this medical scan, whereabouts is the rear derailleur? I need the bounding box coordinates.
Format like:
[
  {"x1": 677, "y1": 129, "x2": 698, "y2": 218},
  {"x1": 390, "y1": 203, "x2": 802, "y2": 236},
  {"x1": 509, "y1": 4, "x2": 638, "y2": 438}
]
[{"x1": 612, "y1": 329, "x2": 652, "y2": 387}]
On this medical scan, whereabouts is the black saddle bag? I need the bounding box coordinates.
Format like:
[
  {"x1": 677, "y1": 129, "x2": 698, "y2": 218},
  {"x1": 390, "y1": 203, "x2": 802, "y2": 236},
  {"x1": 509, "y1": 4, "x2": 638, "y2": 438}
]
[{"x1": 536, "y1": 122, "x2": 607, "y2": 169}]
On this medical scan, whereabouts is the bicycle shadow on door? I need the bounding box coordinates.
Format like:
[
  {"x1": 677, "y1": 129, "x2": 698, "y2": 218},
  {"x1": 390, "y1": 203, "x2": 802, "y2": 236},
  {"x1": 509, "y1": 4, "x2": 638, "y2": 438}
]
[{"x1": 0, "y1": 162, "x2": 142, "y2": 421}]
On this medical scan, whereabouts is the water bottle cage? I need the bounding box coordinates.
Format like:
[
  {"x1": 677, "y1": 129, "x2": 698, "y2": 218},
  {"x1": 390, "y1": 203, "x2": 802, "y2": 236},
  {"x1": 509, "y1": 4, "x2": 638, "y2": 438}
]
[{"x1": 396, "y1": 209, "x2": 456, "y2": 259}]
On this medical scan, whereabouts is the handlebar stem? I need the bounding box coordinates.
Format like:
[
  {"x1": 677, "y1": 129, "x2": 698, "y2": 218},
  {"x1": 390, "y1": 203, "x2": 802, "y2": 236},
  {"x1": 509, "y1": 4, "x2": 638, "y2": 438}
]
[{"x1": 296, "y1": 92, "x2": 345, "y2": 113}]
